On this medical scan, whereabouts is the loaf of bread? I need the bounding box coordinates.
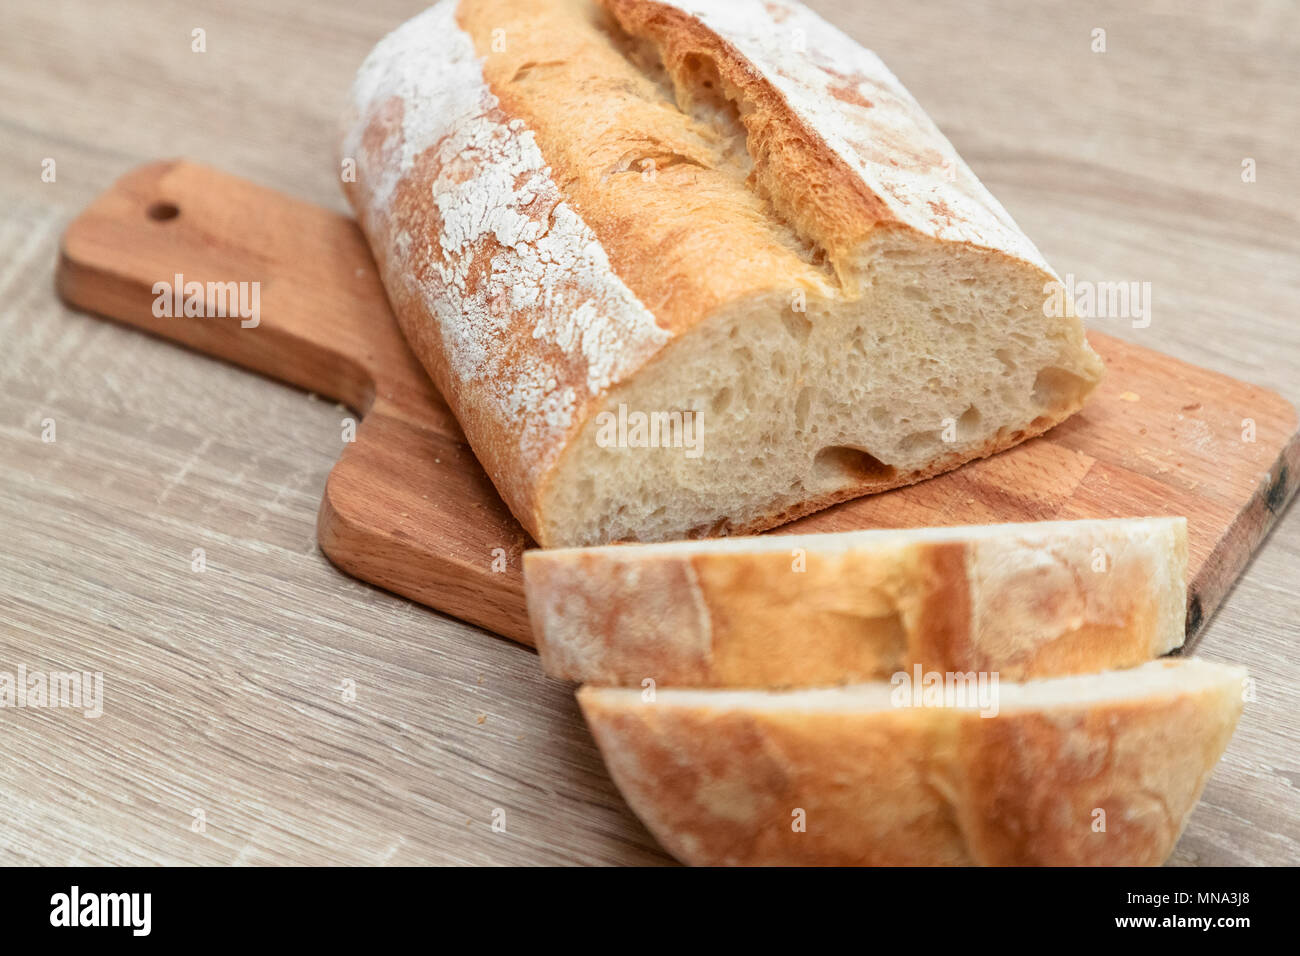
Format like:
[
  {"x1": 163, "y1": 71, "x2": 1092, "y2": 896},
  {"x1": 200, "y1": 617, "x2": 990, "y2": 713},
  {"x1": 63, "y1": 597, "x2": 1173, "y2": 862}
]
[
  {"x1": 579, "y1": 658, "x2": 1246, "y2": 866},
  {"x1": 527, "y1": 517, "x2": 1187, "y2": 685},
  {"x1": 341, "y1": 0, "x2": 1104, "y2": 547}
]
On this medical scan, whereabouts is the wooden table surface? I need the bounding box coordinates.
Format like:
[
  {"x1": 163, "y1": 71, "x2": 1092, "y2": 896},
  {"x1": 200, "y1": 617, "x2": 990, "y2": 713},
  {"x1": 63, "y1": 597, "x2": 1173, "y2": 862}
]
[{"x1": 1, "y1": 0, "x2": 1297, "y2": 866}]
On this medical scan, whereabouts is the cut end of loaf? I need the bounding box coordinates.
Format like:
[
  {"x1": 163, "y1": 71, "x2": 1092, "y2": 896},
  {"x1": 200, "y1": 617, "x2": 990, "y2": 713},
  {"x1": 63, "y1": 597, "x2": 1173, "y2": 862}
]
[{"x1": 542, "y1": 229, "x2": 1103, "y2": 546}]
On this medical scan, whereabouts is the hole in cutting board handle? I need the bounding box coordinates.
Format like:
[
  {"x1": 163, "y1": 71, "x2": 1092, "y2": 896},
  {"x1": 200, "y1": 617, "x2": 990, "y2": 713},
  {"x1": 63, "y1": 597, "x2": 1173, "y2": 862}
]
[{"x1": 147, "y1": 201, "x2": 180, "y2": 221}]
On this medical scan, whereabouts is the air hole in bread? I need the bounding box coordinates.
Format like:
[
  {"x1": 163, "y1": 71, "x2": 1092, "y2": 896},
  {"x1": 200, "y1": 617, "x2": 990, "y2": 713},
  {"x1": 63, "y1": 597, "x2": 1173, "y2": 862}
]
[
  {"x1": 1033, "y1": 365, "x2": 1092, "y2": 409},
  {"x1": 686, "y1": 516, "x2": 734, "y2": 539},
  {"x1": 147, "y1": 201, "x2": 180, "y2": 221},
  {"x1": 899, "y1": 430, "x2": 940, "y2": 454},
  {"x1": 781, "y1": 310, "x2": 812, "y2": 342},
  {"x1": 812, "y1": 445, "x2": 896, "y2": 487},
  {"x1": 794, "y1": 387, "x2": 813, "y2": 429}
]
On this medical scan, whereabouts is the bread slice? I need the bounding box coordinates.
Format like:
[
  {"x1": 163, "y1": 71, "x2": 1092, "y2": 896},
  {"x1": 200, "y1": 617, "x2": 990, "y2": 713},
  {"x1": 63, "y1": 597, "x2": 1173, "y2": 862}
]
[
  {"x1": 341, "y1": 0, "x2": 1104, "y2": 548},
  {"x1": 527, "y1": 517, "x2": 1187, "y2": 685},
  {"x1": 578, "y1": 658, "x2": 1246, "y2": 866}
]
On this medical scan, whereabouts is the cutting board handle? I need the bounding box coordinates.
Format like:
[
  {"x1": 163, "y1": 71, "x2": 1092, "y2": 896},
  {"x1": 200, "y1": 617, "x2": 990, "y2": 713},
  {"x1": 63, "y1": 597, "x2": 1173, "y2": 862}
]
[{"x1": 56, "y1": 159, "x2": 452, "y2": 429}]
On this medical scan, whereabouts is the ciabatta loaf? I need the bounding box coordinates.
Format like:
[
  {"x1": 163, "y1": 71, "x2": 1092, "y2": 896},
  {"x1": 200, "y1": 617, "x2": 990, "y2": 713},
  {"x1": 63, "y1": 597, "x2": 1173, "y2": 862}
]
[
  {"x1": 579, "y1": 659, "x2": 1246, "y2": 866},
  {"x1": 528, "y1": 517, "x2": 1187, "y2": 685},
  {"x1": 342, "y1": 0, "x2": 1104, "y2": 547}
]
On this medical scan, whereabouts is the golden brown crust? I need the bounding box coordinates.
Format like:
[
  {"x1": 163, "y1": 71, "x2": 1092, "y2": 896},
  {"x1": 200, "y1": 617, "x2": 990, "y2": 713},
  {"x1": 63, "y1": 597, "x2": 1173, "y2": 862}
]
[
  {"x1": 598, "y1": 0, "x2": 892, "y2": 269},
  {"x1": 577, "y1": 659, "x2": 1245, "y2": 865},
  {"x1": 953, "y1": 689, "x2": 1239, "y2": 865},
  {"x1": 597, "y1": 0, "x2": 1069, "y2": 277},
  {"x1": 527, "y1": 517, "x2": 1188, "y2": 686},
  {"x1": 460, "y1": 0, "x2": 835, "y2": 336}
]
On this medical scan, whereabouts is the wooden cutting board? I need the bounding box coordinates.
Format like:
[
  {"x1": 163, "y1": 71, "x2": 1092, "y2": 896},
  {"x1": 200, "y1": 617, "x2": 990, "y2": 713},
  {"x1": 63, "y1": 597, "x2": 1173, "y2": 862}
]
[{"x1": 56, "y1": 160, "x2": 1300, "y2": 646}]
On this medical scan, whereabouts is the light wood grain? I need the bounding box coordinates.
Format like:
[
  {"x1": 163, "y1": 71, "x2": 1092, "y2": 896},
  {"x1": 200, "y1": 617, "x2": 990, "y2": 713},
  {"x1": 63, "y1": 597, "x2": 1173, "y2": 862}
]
[
  {"x1": 53, "y1": 160, "x2": 1299, "y2": 651},
  {"x1": 1, "y1": 0, "x2": 1297, "y2": 866}
]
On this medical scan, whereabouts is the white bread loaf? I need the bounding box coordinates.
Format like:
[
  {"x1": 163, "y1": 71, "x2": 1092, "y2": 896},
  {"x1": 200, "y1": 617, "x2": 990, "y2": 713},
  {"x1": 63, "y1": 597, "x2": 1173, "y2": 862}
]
[
  {"x1": 578, "y1": 658, "x2": 1247, "y2": 866},
  {"x1": 342, "y1": 0, "x2": 1104, "y2": 547},
  {"x1": 527, "y1": 517, "x2": 1188, "y2": 686}
]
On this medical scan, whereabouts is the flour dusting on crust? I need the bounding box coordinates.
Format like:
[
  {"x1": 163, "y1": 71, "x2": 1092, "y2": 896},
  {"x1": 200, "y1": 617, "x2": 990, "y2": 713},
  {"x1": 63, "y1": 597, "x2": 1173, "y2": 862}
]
[
  {"x1": 655, "y1": 0, "x2": 1052, "y2": 272},
  {"x1": 343, "y1": 0, "x2": 669, "y2": 503}
]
